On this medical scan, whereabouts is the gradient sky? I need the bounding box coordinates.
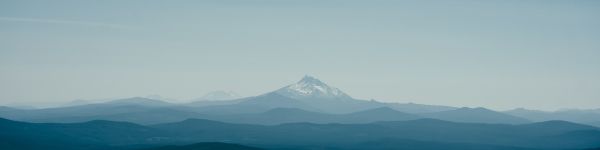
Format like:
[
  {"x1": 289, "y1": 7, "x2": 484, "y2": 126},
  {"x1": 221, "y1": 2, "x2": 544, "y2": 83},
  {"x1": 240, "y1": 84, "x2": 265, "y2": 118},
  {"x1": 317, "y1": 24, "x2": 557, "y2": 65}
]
[{"x1": 1, "y1": 0, "x2": 599, "y2": 110}]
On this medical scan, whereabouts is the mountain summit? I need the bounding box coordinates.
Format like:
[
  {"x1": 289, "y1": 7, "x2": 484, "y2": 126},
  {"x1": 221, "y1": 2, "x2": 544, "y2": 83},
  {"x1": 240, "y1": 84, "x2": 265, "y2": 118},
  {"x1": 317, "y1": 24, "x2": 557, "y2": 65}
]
[{"x1": 275, "y1": 75, "x2": 352, "y2": 100}]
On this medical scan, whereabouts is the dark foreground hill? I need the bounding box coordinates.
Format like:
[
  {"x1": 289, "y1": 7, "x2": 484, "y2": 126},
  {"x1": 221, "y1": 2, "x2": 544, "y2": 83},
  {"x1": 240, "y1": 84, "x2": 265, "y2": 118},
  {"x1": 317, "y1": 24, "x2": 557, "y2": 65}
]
[
  {"x1": 1, "y1": 117, "x2": 600, "y2": 150},
  {"x1": 141, "y1": 142, "x2": 264, "y2": 150},
  {"x1": 152, "y1": 118, "x2": 600, "y2": 149}
]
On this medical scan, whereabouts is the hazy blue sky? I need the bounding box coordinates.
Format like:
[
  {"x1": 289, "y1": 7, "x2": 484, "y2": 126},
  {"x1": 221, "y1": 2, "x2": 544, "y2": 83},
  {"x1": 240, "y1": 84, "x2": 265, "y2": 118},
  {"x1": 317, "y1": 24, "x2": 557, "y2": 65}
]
[{"x1": 1, "y1": 0, "x2": 599, "y2": 110}]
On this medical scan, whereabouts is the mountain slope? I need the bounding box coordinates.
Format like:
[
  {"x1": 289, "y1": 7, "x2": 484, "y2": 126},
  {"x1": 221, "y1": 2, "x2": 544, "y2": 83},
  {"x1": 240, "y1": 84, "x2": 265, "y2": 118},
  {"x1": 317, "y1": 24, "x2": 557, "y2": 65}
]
[
  {"x1": 421, "y1": 107, "x2": 531, "y2": 124},
  {"x1": 192, "y1": 92, "x2": 319, "y2": 114},
  {"x1": 0, "y1": 97, "x2": 182, "y2": 123},
  {"x1": 2, "y1": 117, "x2": 599, "y2": 150},
  {"x1": 275, "y1": 75, "x2": 352, "y2": 100},
  {"x1": 386, "y1": 102, "x2": 456, "y2": 113},
  {"x1": 204, "y1": 107, "x2": 422, "y2": 125},
  {"x1": 270, "y1": 75, "x2": 377, "y2": 113},
  {"x1": 152, "y1": 118, "x2": 600, "y2": 149},
  {"x1": 505, "y1": 108, "x2": 600, "y2": 127},
  {"x1": 0, "y1": 76, "x2": 459, "y2": 124},
  {"x1": 340, "y1": 107, "x2": 422, "y2": 123},
  {"x1": 250, "y1": 76, "x2": 414, "y2": 114},
  {"x1": 0, "y1": 118, "x2": 164, "y2": 150},
  {"x1": 269, "y1": 76, "x2": 457, "y2": 114}
]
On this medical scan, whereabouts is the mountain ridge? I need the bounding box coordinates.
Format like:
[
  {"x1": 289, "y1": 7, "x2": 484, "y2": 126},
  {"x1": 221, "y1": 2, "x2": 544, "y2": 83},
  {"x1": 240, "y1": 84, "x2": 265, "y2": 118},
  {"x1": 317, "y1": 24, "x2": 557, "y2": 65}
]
[{"x1": 275, "y1": 75, "x2": 352, "y2": 100}]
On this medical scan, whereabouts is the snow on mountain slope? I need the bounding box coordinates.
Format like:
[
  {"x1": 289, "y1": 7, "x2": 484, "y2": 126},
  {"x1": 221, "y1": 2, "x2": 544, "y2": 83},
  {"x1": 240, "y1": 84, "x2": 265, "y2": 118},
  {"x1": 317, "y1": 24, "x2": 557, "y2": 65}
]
[{"x1": 275, "y1": 75, "x2": 352, "y2": 100}]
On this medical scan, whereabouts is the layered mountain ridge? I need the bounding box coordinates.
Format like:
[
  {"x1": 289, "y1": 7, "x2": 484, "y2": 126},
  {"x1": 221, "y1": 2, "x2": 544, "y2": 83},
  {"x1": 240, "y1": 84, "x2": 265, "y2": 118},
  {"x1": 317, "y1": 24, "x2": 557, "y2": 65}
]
[
  {"x1": 1, "y1": 76, "x2": 600, "y2": 150},
  {"x1": 0, "y1": 76, "x2": 597, "y2": 127}
]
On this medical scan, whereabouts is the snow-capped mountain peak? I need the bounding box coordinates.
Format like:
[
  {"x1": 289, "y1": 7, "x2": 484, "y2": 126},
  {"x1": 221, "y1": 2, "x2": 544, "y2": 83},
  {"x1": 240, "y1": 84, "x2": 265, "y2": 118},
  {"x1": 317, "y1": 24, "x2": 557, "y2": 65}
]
[{"x1": 275, "y1": 75, "x2": 351, "y2": 99}]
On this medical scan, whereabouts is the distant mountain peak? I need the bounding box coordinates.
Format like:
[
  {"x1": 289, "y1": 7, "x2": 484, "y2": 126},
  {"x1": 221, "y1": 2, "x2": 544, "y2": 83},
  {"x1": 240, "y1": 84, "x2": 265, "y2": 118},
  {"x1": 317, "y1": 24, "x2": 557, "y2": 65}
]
[
  {"x1": 198, "y1": 90, "x2": 242, "y2": 101},
  {"x1": 103, "y1": 97, "x2": 171, "y2": 107},
  {"x1": 298, "y1": 75, "x2": 324, "y2": 84},
  {"x1": 275, "y1": 75, "x2": 351, "y2": 99}
]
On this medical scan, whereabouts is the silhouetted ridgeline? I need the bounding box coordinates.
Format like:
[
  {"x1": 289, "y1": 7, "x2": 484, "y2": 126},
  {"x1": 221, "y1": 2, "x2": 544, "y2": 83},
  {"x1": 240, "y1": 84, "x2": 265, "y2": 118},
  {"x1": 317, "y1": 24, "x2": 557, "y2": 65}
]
[
  {"x1": 2, "y1": 77, "x2": 598, "y2": 127},
  {"x1": 1, "y1": 117, "x2": 600, "y2": 150},
  {"x1": 2, "y1": 76, "x2": 600, "y2": 150}
]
